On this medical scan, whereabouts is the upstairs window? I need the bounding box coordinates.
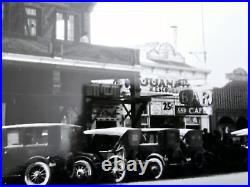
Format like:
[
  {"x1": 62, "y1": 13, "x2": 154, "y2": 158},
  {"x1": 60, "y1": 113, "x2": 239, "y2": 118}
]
[
  {"x1": 56, "y1": 13, "x2": 65, "y2": 40},
  {"x1": 24, "y1": 7, "x2": 37, "y2": 37},
  {"x1": 3, "y1": 3, "x2": 40, "y2": 38},
  {"x1": 56, "y1": 12, "x2": 77, "y2": 41},
  {"x1": 67, "y1": 15, "x2": 75, "y2": 41}
]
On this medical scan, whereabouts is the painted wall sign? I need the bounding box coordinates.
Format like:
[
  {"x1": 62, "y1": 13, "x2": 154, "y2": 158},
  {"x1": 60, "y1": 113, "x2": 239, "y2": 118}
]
[
  {"x1": 175, "y1": 106, "x2": 207, "y2": 115},
  {"x1": 140, "y1": 78, "x2": 190, "y2": 94},
  {"x1": 85, "y1": 84, "x2": 120, "y2": 98}
]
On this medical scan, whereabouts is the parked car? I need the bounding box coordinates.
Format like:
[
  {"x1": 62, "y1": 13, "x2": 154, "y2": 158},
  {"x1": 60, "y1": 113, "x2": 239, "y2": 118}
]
[
  {"x1": 201, "y1": 128, "x2": 248, "y2": 172},
  {"x1": 70, "y1": 127, "x2": 142, "y2": 183},
  {"x1": 179, "y1": 129, "x2": 210, "y2": 172},
  {"x1": 231, "y1": 128, "x2": 248, "y2": 149},
  {"x1": 138, "y1": 128, "x2": 186, "y2": 179},
  {"x1": 2, "y1": 123, "x2": 83, "y2": 185}
]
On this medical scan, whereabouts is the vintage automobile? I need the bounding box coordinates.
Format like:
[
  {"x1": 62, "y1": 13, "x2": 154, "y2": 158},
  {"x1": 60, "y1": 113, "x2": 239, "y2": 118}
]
[
  {"x1": 2, "y1": 123, "x2": 83, "y2": 185},
  {"x1": 70, "y1": 127, "x2": 142, "y2": 183},
  {"x1": 179, "y1": 129, "x2": 210, "y2": 172},
  {"x1": 231, "y1": 128, "x2": 248, "y2": 149},
  {"x1": 204, "y1": 128, "x2": 248, "y2": 171},
  {"x1": 138, "y1": 128, "x2": 186, "y2": 179}
]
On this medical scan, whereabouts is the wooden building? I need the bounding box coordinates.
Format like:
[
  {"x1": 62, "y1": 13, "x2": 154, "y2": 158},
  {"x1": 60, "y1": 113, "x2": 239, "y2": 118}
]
[{"x1": 2, "y1": 2, "x2": 140, "y2": 128}]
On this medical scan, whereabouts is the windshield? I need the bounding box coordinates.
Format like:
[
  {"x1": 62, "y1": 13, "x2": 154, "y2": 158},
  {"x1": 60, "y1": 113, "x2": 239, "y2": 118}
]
[{"x1": 92, "y1": 135, "x2": 120, "y2": 151}]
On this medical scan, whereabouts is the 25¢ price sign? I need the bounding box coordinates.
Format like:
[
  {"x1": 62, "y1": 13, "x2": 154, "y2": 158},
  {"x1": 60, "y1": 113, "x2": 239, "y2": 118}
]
[
  {"x1": 162, "y1": 101, "x2": 175, "y2": 115},
  {"x1": 150, "y1": 101, "x2": 175, "y2": 115}
]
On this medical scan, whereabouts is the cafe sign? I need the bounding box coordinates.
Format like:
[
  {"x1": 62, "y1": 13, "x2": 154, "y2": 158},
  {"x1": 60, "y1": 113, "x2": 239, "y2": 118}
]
[{"x1": 175, "y1": 106, "x2": 207, "y2": 115}]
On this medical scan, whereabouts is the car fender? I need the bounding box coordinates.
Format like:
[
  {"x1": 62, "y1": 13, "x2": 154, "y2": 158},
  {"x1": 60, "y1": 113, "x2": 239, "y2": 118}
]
[
  {"x1": 71, "y1": 152, "x2": 101, "y2": 170},
  {"x1": 26, "y1": 156, "x2": 50, "y2": 165},
  {"x1": 146, "y1": 153, "x2": 166, "y2": 166}
]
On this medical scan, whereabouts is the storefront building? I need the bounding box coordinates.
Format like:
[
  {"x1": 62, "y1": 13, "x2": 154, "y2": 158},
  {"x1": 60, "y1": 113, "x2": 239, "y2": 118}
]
[
  {"x1": 2, "y1": 3, "x2": 140, "y2": 129},
  {"x1": 117, "y1": 42, "x2": 212, "y2": 130},
  {"x1": 211, "y1": 68, "x2": 248, "y2": 134}
]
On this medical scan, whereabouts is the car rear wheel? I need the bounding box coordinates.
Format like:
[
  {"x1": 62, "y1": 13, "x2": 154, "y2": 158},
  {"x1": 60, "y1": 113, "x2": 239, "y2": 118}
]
[
  {"x1": 147, "y1": 158, "x2": 164, "y2": 180},
  {"x1": 72, "y1": 160, "x2": 93, "y2": 183},
  {"x1": 24, "y1": 161, "x2": 51, "y2": 185}
]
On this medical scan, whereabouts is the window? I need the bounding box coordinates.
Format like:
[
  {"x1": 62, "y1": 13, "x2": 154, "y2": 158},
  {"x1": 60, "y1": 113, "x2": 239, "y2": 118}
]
[
  {"x1": 56, "y1": 13, "x2": 65, "y2": 40},
  {"x1": 67, "y1": 15, "x2": 75, "y2": 41},
  {"x1": 24, "y1": 7, "x2": 37, "y2": 37},
  {"x1": 93, "y1": 135, "x2": 119, "y2": 150},
  {"x1": 3, "y1": 4, "x2": 40, "y2": 37},
  {"x1": 7, "y1": 130, "x2": 20, "y2": 146},
  {"x1": 56, "y1": 12, "x2": 77, "y2": 41},
  {"x1": 24, "y1": 128, "x2": 48, "y2": 145},
  {"x1": 142, "y1": 133, "x2": 158, "y2": 144}
]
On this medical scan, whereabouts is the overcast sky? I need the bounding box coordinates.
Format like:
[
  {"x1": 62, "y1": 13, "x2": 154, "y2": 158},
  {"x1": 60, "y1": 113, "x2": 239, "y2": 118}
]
[{"x1": 91, "y1": 2, "x2": 248, "y2": 88}]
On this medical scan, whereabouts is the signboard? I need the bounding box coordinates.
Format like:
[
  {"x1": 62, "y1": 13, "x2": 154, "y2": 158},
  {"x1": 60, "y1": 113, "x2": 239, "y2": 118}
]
[
  {"x1": 140, "y1": 78, "x2": 190, "y2": 94},
  {"x1": 150, "y1": 100, "x2": 175, "y2": 116},
  {"x1": 85, "y1": 84, "x2": 120, "y2": 98},
  {"x1": 175, "y1": 106, "x2": 207, "y2": 115}
]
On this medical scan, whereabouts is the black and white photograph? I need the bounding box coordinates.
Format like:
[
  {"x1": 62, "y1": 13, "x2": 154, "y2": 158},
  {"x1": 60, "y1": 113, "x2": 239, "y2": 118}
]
[{"x1": 2, "y1": 2, "x2": 248, "y2": 185}]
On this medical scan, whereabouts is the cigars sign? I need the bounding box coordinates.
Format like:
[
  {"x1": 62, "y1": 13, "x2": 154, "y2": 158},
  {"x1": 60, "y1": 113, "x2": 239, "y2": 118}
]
[{"x1": 140, "y1": 78, "x2": 190, "y2": 94}]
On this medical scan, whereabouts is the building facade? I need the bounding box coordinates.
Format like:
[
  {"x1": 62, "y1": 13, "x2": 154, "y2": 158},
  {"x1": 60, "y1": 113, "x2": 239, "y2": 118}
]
[
  {"x1": 118, "y1": 42, "x2": 212, "y2": 130},
  {"x1": 211, "y1": 68, "x2": 248, "y2": 133},
  {"x1": 2, "y1": 2, "x2": 140, "y2": 128}
]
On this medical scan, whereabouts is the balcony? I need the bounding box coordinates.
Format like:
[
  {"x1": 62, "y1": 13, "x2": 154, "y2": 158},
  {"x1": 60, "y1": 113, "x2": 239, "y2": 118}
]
[{"x1": 2, "y1": 37, "x2": 139, "y2": 66}]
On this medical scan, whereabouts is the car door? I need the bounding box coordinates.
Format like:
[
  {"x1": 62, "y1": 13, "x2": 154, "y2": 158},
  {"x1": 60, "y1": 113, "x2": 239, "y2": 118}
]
[
  {"x1": 2, "y1": 128, "x2": 27, "y2": 177},
  {"x1": 139, "y1": 132, "x2": 160, "y2": 160},
  {"x1": 23, "y1": 127, "x2": 49, "y2": 158}
]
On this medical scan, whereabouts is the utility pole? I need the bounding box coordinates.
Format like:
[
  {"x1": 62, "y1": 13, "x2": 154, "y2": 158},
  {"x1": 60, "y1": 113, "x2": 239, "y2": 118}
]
[
  {"x1": 201, "y1": 3, "x2": 207, "y2": 65},
  {"x1": 190, "y1": 3, "x2": 207, "y2": 65},
  {"x1": 170, "y1": 25, "x2": 178, "y2": 52}
]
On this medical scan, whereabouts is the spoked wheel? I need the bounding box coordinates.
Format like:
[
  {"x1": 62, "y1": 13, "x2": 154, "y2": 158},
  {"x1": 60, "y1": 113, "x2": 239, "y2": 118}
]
[
  {"x1": 147, "y1": 158, "x2": 164, "y2": 180},
  {"x1": 24, "y1": 161, "x2": 51, "y2": 185},
  {"x1": 71, "y1": 160, "x2": 93, "y2": 183},
  {"x1": 108, "y1": 156, "x2": 126, "y2": 183}
]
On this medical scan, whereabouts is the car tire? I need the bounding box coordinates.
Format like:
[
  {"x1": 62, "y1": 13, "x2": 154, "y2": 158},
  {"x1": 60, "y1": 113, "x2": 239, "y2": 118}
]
[
  {"x1": 71, "y1": 160, "x2": 93, "y2": 183},
  {"x1": 24, "y1": 161, "x2": 51, "y2": 185},
  {"x1": 108, "y1": 155, "x2": 126, "y2": 183},
  {"x1": 147, "y1": 158, "x2": 164, "y2": 180}
]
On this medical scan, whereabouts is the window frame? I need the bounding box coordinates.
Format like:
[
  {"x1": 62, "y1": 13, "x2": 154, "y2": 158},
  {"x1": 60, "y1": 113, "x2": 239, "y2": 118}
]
[
  {"x1": 55, "y1": 10, "x2": 79, "y2": 42},
  {"x1": 23, "y1": 6, "x2": 39, "y2": 38},
  {"x1": 3, "y1": 4, "x2": 41, "y2": 39},
  {"x1": 23, "y1": 127, "x2": 49, "y2": 146},
  {"x1": 5, "y1": 129, "x2": 24, "y2": 148}
]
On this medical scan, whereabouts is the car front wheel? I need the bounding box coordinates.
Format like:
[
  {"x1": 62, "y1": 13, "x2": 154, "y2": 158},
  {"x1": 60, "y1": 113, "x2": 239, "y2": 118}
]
[
  {"x1": 109, "y1": 156, "x2": 126, "y2": 183},
  {"x1": 24, "y1": 161, "x2": 51, "y2": 185}
]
